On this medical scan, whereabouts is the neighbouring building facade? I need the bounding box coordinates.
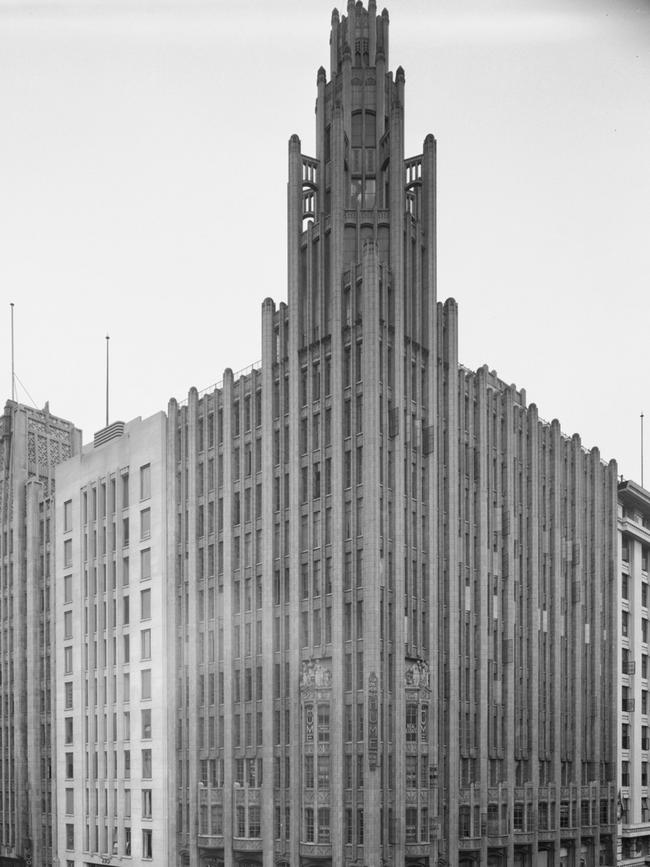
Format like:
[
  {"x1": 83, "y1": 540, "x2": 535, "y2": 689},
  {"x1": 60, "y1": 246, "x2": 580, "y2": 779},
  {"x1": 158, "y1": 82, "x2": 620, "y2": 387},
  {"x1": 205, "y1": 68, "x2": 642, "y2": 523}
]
[
  {"x1": 54, "y1": 414, "x2": 171, "y2": 866},
  {"x1": 0, "y1": 400, "x2": 80, "y2": 867},
  {"x1": 167, "y1": 4, "x2": 619, "y2": 867},
  {"x1": 617, "y1": 480, "x2": 650, "y2": 866}
]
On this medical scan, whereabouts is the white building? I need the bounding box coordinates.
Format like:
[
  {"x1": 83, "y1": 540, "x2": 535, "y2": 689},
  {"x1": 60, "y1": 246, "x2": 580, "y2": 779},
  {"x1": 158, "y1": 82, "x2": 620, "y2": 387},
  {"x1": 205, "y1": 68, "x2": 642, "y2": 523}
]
[
  {"x1": 618, "y1": 479, "x2": 650, "y2": 865},
  {"x1": 55, "y1": 414, "x2": 171, "y2": 866}
]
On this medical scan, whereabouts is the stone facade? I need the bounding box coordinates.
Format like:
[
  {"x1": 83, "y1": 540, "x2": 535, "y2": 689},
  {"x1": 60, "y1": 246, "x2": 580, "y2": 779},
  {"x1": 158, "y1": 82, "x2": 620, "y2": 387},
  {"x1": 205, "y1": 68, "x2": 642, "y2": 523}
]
[
  {"x1": 0, "y1": 4, "x2": 621, "y2": 867},
  {"x1": 617, "y1": 481, "x2": 650, "y2": 866},
  {"x1": 54, "y1": 413, "x2": 170, "y2": 866},
  {"x1": 169, "y1": 4, "x2": 619, "y2": 866},
  {"x1": 0, "y1": 400, "x2": 80, "y2": 867}
]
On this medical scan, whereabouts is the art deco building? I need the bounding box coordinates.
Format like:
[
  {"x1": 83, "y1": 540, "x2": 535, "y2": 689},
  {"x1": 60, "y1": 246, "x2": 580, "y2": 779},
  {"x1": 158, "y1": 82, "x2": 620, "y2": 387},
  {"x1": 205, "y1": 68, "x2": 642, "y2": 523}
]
[
  {"x1": 0, "y1": 400, "x2": 80, "y2": 867},
  {"x1": 54, "y1": 415, "x2": 171, "y2": 866},
  {"x1": 166, "y1": 4, "x2": 619, "y2": 867},
  {"x1": 617, "y1": 480, "x2": 650, "y2": 866}
]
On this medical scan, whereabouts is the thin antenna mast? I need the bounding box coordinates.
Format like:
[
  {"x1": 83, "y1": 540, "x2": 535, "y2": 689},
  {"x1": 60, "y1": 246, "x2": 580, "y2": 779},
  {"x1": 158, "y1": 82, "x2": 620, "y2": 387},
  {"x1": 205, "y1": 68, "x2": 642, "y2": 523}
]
[
  {"x1": 642, "y1": 412, "x2": 645, "y2": 488},
  {"x1": 105, "y1": 335, "x2": 110, "y2": 427},
  {"x1": 10, "y1": 303, "x2": 15, "y2": 401}
]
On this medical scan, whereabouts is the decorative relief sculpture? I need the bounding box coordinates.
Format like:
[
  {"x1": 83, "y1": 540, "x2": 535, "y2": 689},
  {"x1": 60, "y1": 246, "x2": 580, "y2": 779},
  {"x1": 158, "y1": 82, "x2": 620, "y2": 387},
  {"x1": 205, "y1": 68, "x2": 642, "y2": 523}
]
[
  {"x1": 368, "y1": 671, "x2": 379, "y2": 769},
  {"x1": 300, "y1": 660, "x2": 332, "y2": 689},
  {"x1": 405, "y1": 659, "x2": 430, "y2": 689}
]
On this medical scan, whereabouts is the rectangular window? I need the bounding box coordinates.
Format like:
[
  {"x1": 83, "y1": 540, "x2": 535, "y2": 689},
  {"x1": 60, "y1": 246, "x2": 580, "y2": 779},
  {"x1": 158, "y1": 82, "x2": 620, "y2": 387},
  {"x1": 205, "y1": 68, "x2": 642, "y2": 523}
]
[
  {"x1": 140, "y1": 548, "x2": 151, "y2": 580},
  {"x1": 141, "y1": 588, "x2": 151, "y2": 620},
  {"x1": 406, "y1": 806, "x2": 418, "y2": 841},
  {"x1": 140, "y1": 464, "x2": 151, "y2": 500},
  {"x1": 141, "y1": 629, "x2": 151, "y2": 659},
  {"x1": 142, "y1": 789, "x2": 152, "y2": 819},
  {"x1": 406, "y1": 703, "x2": 418, "y2": 741},
  {"x1": 317, "y1": 807, "x2": 330, "y2": 843},
  {"x1": 142, "y1": 748, "x2": 152, "y2": 779},
  {"x1": 64, "y1": 646, "x2": 73, "y2": 674},
  {"x1": 622, "y1": 723, "x2": 630, "y2": 749},
  {"x1": 305, "y1": 807, "x2": 314, "y2": 842},
  {"x1": 142, "y1": 828, "x2": 152, "y2": 859},
  {"x1": 141, "y1": 669, "x2": 152, "y2": 700},
  {"x1": 140, "y1": 508, "x2": 151, "y2": 541},
  {"x1": 406, "y1": 755, "x2": 417, "y2": 788},
  {"x1": 64, "y1": 499, "x2": 73, "y2": 532},
  {"x1": 65, "y1": 681, "x2": 73, "y2": 709},
  {"x1": 65, "y1": 752, "x2": 74, "y2": 779},
  {"x1": 64, "y1": 538, "x2": 72, "y2": 568},
  {"x1": 65, "y1": 823, "x2": 74, "y2": 850},
  {"x1": 622, "y1": 761, "x2": 630, "y2": 787},
  {"x1": 64, "y1": 574, "x2": 72, "y2": 604},
  {"x1": 64, "y1": 610, "x2": 73, "y2": 640}
]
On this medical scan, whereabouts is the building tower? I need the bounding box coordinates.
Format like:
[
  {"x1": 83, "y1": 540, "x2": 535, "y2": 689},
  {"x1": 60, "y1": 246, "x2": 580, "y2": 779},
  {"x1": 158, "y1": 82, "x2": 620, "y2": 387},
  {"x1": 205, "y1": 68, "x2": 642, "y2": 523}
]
[
  {"x1": 168, "y1": 4, "x2": 619, "y2": 867},
  {"x1": 0, "y1": 400, "x2": 80, "y2": 867}
]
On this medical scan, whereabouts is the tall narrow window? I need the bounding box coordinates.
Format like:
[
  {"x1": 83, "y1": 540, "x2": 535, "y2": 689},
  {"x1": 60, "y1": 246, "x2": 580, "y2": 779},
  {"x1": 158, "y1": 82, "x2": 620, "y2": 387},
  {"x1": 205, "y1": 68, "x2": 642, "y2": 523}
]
[
  {"x1": 141, "y1": 589, "x2": 151, "y2": 620},
  {"x1": 140, "y1": 464, "x2": 151, "y2": 500}
]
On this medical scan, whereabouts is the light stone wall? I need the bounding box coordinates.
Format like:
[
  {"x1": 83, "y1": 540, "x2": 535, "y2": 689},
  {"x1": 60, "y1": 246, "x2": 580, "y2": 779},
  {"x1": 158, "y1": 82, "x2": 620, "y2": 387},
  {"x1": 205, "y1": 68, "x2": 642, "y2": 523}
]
[{"x1": 54, "y1": 412, "x2": 169, "y2": 866}]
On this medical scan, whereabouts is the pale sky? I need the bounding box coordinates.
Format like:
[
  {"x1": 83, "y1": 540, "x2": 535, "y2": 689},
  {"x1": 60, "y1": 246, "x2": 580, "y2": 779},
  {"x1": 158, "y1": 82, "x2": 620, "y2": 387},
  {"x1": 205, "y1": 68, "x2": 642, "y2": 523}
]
[{"x1": 1, "y1": 0, "x2": 649, "y2": 480}]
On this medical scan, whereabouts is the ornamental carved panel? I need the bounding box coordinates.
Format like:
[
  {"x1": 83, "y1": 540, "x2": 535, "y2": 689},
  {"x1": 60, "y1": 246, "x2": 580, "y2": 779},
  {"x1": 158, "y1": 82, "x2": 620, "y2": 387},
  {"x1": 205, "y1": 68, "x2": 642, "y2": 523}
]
[
  {"x1": 405, "y1": 658, "x2": 430, "y2": 690},
  {"x1": 300, "y1": 660, "x2": 332, "y2": 689},
  {"x1": 368, "y1": 671, "x2": 378, "y2": 769}
]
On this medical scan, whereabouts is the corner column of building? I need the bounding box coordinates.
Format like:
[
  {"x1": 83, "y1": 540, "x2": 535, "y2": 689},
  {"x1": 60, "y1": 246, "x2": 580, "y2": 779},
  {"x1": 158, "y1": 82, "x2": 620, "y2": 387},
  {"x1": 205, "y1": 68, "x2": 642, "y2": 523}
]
[
  {"x1": 11, "y1": 406, "x2": 28, "y2": 861},
  {"x1": 423, "y1": 130, "x2": 439, "y2": 867},
  {"x1": 571, "y1": 436, "x2": 584, "y2": 854},
  {"x1": 222, "y1": 370, "x2": 235, "y2": 867},
  {"x1": 389, "y1": 64, "x2": 407, "y2": 867},
  {"x1": 503, "y1": 387, "x2": 516, "y2": 867},
  {"x1": 528, "y1": 404, "x2": 541, "y2": 861},
  {"x1": 287, "y1": 122, "x2": 305, "y2": 867},
  {"x1": 329, "y1": 98, "x2": 346, "y2": 867},
  {"x1": 167, "y1": 399, "x2": 180, "y2": 858},
  {"x1": 550, "y1": 419, "x2": 563, "y2": 860},
  {"x1": 475, "y1": 367, "x2": 489, "y2": 866},
  {"x1": 589, "y1": 447, "x2": 603, "y2": 866},
  {"x1": 361, "y1": 240, "x2": 382, "y2": 864},
  {"x1": 260, "y1": 299, "x2": 276, "y2": 866},
  {"x1": 441, "y1": 298, "x2": 460, "y2": 865},
  {"x1": 25, "y1": 478, "x2": 41, "y2": 867},
  {"x1": 187, "y1": 387, "x2": 200, "y2": 867},
  {"x1": 605, "y1": 459, "x2": 618, "y2": 853}
]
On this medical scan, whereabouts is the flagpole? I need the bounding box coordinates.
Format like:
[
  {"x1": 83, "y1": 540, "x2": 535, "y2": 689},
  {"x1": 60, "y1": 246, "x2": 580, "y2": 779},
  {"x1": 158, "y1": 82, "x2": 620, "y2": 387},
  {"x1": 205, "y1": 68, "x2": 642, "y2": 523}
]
[
  {"x1": 106, "y1": 335, "x2": 110, "y2": 427},
  {"x1": 10, "y1": 303, "x2": 15, "y2": 401}
]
